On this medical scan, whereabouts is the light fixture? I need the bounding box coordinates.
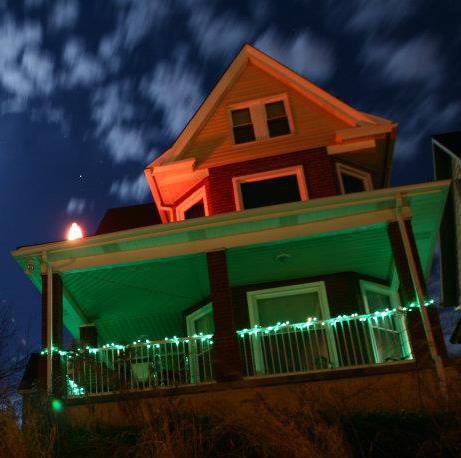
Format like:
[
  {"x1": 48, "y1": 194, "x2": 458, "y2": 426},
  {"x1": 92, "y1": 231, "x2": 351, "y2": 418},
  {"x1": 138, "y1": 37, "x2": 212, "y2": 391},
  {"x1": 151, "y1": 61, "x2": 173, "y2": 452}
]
[{"x1": 67, "y1": 222, "x2": 83, "y2": 241}]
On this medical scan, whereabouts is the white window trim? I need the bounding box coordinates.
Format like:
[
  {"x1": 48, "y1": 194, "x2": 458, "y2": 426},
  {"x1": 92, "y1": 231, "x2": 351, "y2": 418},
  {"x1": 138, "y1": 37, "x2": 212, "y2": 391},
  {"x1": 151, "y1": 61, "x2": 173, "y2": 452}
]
[
  {"x1": 186, "y1": 302, "x2": 213, "y2": 337},
  {"x1": 336, "y1": 163, "x2": 373, "y2": 194},
  {"x1": 228, "y1": 93, "x2": 294, "y2": 145},
  {"x1": 246, "y1": 282, "x2": 338, "y2": 373},
  {"x1": 232, "y1": 165, "x2": 308, "y2": 211},
  {"x1": 359, "y1": 280, "x2": 400, "y2": 313},
  {"x1": 247, "y1": 282, "x2": 331, "y2": 326},
  {"x1": 360, "y1": 280, "x2": 411, "y2": 364},
  {"x1": 186, "y1": 302, "x2": 213, "y2": 383},
  {"x1": 175, "y1": 186, "x2": 209, "y2": 221}
]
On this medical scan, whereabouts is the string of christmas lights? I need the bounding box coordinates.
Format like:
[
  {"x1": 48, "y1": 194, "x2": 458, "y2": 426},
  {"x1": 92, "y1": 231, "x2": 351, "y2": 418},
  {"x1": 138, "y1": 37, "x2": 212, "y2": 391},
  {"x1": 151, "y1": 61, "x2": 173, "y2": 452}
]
[{"x1": 40, "y1": 301, "x2": 433, "y2": 357}]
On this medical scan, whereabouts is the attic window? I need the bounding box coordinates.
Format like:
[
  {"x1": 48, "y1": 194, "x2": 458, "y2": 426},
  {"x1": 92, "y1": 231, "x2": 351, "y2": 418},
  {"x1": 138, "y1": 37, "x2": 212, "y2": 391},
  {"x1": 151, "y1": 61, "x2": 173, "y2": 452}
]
[
  {"x1": 233, "y1": 166, "x2": 308, "y2": 211},
  {"x1": 265, "y1": 101, "x2": 290, "y2": 137},
  {"x1": 230, "y1": 95, "x2": 293, "y2": 144},
  {"x1": 231, "y1": 108, "x2": 255, "y2": 144},
  {"x1": 336, "y1": 163, "x2": 373, "y2": 194}
]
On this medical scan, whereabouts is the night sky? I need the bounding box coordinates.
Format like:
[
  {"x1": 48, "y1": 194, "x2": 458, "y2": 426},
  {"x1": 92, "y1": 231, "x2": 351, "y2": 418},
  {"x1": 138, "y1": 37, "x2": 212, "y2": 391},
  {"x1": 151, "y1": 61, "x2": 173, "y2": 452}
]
[{"x1": 0, "y1": 1, "x2": 460, "y2": 353}]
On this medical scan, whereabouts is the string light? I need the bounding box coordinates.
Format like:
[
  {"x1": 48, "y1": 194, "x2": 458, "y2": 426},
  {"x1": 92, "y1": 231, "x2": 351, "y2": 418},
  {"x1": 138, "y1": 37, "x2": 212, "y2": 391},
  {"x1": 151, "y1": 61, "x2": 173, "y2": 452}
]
[{"x1": 40, "y1": 301, "x2": 433, "y2": 359}]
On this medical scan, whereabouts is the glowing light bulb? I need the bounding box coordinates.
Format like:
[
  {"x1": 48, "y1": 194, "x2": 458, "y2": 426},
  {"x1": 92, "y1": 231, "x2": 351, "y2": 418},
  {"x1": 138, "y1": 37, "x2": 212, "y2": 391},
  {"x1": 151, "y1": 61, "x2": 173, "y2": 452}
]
[{"x1": 67, "y1": 222, "x2": 83, "y2": 241}]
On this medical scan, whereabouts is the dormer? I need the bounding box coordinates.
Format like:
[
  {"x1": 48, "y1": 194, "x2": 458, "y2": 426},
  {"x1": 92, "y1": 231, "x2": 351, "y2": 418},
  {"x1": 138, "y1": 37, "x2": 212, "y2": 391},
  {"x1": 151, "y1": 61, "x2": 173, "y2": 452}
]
[{"x1": 145, "y1": 44, "x2": 397, "y2": 223}]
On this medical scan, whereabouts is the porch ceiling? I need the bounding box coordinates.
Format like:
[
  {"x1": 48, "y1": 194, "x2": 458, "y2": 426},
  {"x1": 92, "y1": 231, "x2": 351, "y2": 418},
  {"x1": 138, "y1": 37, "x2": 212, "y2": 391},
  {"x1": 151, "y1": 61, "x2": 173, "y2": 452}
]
[
  {"x1": 62, "y1": 253, "x2": 210, "y2": 344},
  {"x1": 12, "y1": 180, "x2": 449, "y2": 345}
]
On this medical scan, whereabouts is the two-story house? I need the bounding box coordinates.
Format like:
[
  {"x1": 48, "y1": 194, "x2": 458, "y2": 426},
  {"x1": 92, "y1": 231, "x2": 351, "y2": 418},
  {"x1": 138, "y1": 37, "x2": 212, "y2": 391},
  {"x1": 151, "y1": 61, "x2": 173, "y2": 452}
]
[{"x1": 16, "y1": 45, "x2": 451, "y2": 420}]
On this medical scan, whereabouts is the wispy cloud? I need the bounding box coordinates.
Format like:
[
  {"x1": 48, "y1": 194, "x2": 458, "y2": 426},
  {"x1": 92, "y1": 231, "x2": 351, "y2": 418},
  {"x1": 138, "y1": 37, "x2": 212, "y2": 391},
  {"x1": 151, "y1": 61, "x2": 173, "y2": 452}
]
[
  {"x1": 99, "y1": 0, "x2": 168, "y2": 56},
  {"x1": 61, "y1": 38, "x2": 105, "y2": 87},
  {"x1": 254, "y1": 29, "x2": 336, "y2": 83},
  {"x1": 344, "y1": 0, "x2": 416, "y2": 32},
  {"x1": 66, "y1": 197, "x2": 86, "y2": 215},
  {"x1": 362, "y1": 36, "x2": 443, "y2": 87},
  {"x1": 49, "y1": 0, "x2": 79, "y2": 31},
  {"x1": 188, "y1": 8, "x2": 252, "y2": 59},
  {"x1": 110, "y1": 172, "x2": 150, "y2": 202},
  {"x1": 142, "y1": 49, "x2": 204, "y2": 137},
  {"x1": 90, "y1": 81, "x2": 151, "y2": 163}
]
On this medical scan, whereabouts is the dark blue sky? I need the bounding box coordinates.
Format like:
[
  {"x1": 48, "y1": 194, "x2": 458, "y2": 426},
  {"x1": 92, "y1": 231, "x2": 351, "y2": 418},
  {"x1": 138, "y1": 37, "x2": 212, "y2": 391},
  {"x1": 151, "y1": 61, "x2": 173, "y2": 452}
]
[{"x1": 0, "y1": 0, "x2": 460, "y2": 351}]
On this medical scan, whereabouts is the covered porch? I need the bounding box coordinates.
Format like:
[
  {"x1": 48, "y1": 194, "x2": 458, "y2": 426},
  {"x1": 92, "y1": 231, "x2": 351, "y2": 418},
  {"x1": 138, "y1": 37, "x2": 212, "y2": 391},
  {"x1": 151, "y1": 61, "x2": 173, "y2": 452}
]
[{"x1": 13, "y1": 181, "x2": 449, "y2": 399}]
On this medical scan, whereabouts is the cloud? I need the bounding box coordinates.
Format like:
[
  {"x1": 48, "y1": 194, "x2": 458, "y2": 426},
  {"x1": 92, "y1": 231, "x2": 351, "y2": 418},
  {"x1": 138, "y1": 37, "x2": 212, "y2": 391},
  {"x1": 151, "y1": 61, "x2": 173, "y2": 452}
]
[
  {"x1": 62, "y1": 38, "x2": 105, "y2": 86},
  {"x1": 104, "y1": 126, "x2": 148, "y2": 163},
  {"x1": 254, "y1": 29, "x2": 335, "y2": 83},
  {"x1": 0, "y1": 16, "x2": 57, "y2": 98},
  {"x1": 344, "y1": 0, "x2": 417, "y2": 31},
  {"x1": 110, "y1": 173, "x2": 150, "y2": 202},
  {"x1": 142, "y1": 49, "x2": 204, "y2": 137},
  {"x1": 363, "y1": 36, "x2": 443, "y2": 87},
  {"x1": 90, "y1": 81, "x2": 151, "y2": 163},
  {"x1": 66, "y1": 197, "x2": 87, "y2": 215},
  {"x1": 91, "y1": 82, "x2": 135, "y2": 134},
  {"x1": 99, "y1": 0, "x2": 169, "y2": 56},
  {"x1": 188, "y1": 8, "x2": 252, "y2": 59},
  {"x1": 49, "y1": 0, "x2": 79, "y2": 31}
]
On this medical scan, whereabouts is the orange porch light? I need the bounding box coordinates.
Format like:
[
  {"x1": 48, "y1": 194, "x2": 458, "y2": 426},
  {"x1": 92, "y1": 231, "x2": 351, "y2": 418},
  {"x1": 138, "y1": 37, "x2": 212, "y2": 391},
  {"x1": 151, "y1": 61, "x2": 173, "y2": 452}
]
[{"x1": 67, "y1": 222, "x2": 84, "y2": 241}]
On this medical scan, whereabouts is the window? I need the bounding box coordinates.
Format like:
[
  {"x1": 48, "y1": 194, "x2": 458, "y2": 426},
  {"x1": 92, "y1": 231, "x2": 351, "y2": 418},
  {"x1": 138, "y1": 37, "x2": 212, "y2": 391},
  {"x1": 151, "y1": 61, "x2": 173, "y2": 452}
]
[
  {"x1": 175, "y1": 186, "x2": 209, "y2": 221},
  {"x1": 229, "y1": 95, "x2": 293, "y2": 144},
  {"x1": 247, "y1": 282, "x2": 338, "y2": 373},
  {"x1": 265, "y1": 101, "x2": 290, "y2": 137},
  {"x1": 233, "y1": 166, "x2": 308, "y2": 211},
  {"x1": 231, "y1": 108, "x2": 255, "y2": 144},
  {"x1": 186, "y1": 303, "x2": 214, "y2": 383},
  {"x1": 336, "y1": 163, "x2": 373, "y2": 194},
  {"x1": 360, "y1": 281, "x2": 411, "y2": 363}
]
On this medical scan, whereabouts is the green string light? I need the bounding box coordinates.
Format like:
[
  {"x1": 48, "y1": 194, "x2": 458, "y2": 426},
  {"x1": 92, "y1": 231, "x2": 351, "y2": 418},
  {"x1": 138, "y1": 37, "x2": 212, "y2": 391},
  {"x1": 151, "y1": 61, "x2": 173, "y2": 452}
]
[{"x1": 40, "y1": 300, "x2": 433, "y2": 358}]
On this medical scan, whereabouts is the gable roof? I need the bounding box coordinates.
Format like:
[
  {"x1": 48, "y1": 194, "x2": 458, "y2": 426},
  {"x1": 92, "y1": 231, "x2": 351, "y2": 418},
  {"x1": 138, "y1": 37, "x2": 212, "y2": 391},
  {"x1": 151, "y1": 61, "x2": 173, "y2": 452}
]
[
  {"x1": 149, "y1": 44, "x2": 393, "y2": 169},
  {"x1": 96, "y1": 203, "x2": 161, "y2": 235}
]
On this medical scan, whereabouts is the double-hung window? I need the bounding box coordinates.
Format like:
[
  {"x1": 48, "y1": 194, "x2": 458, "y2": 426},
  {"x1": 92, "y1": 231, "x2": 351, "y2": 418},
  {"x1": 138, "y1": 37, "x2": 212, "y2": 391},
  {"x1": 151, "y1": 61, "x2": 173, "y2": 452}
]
[{"x1": 230, "y1": 95, "x2": 293, "y2": 145}]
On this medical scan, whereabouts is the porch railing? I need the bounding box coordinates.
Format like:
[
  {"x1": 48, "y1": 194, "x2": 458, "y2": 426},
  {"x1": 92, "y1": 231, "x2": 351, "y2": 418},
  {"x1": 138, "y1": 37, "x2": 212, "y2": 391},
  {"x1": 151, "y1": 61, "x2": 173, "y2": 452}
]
[
  {"x1": 237, "y1": 309, "x2": 412, "y2": 377},
  {"x1": 65, "y1": 335, "x2": 214, "y2": 397},
  {"x1": 64, "y1": 309, "x2": 412, "y2": 398}
]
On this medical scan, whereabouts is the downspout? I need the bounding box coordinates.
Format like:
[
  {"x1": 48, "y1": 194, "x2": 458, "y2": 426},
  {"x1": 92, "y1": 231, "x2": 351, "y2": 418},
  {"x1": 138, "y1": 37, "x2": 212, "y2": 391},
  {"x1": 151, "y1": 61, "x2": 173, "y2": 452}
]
[{"x1": 395, "y1": 194, "x2": 448, "y2": 399}]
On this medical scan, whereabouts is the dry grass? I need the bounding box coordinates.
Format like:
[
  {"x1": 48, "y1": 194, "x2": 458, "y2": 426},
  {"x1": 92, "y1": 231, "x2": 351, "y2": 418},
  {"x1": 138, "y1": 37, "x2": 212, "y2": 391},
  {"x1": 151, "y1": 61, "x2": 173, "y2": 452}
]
[{"x1": 1, "y1": 390, "x2": 461, "y2": 457}]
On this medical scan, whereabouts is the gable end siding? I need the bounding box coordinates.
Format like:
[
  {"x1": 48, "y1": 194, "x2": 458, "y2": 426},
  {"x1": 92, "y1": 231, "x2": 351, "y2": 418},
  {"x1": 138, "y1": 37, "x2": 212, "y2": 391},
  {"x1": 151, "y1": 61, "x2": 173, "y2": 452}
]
[{"x1": 208, "y1": 147, "x2": 337, "y2": 215}]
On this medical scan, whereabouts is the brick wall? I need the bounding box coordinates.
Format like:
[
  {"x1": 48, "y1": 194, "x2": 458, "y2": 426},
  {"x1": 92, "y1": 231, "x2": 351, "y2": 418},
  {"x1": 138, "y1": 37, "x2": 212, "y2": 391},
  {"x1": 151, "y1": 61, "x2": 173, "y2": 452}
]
[{"x1": 207, "y1": 147, "x2": 338, "y2": 215}]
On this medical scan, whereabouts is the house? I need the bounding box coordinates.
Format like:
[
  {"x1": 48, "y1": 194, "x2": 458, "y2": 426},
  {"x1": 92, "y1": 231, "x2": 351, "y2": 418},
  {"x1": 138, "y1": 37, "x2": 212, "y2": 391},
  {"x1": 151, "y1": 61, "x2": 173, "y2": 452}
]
[
  {"x1": 432, "y1": 131, "x2": 461, "y2": 342},
  {"x1": 15, "y1": 45, "x2": 453, "y2": 420}
]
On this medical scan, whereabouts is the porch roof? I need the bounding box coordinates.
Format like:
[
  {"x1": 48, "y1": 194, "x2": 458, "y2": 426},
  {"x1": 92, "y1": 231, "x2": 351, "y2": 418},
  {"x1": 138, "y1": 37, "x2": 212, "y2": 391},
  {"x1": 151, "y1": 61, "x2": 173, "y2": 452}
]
[{"x1": 12, "y1": 181, "x2": 449, "y2": 343}]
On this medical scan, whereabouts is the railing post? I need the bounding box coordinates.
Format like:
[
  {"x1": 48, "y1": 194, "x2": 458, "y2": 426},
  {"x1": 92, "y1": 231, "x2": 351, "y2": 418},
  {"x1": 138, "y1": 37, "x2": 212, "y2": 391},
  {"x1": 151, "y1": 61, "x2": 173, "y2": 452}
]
[{"x1": 206, "y1": 249, "x2": 243, "y2": 382}]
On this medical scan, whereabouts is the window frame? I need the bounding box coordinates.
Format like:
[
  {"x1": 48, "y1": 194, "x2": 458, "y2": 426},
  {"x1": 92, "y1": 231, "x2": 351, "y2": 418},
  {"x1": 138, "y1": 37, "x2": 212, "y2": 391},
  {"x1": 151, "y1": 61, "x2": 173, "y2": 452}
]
[
  {"x1": 232, "y1": 165, "x2": 308, "y2": 211},
  {"x1": 175, "y1": 186, "x2": 209, "y2": 221},
  {"x1": 336, "y1": 163, "x2": 373, "y2": 194},
  {"x1": 186, "y1": 302, "x2": 213, "y2": 337},
  {"x1": 246, "y1": 282, "x2": 338, "y2": 373},
  {"x1": 247, "y1": 282, "x2": 331, "y2": 327},
  {"x1": 228, "y1": 94, "x2": 294, "y2": 145},
  {"x1": 359, "y1": 280, "x2": 400, "y2": 313}
]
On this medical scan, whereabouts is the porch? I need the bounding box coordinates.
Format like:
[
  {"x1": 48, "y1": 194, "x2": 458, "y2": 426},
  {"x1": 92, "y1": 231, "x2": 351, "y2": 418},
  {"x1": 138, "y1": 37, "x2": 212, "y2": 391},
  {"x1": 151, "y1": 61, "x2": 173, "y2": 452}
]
[{"x1": 13, "y1": 181, "x2": 449, "y2": 399}]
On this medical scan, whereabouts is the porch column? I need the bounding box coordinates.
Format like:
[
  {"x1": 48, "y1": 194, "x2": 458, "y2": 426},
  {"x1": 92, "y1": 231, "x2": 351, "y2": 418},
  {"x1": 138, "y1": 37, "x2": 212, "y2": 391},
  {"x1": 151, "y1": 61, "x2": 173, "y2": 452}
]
[
  {"x1": 206, "y1": 249, "x2": 243, "y2": 382},
  {"x1": 41, "y1": 270, "x2": 64, "y2": 396},
  {"x1": 388, "y1": 219, "x2": 447, "y2": 390}
]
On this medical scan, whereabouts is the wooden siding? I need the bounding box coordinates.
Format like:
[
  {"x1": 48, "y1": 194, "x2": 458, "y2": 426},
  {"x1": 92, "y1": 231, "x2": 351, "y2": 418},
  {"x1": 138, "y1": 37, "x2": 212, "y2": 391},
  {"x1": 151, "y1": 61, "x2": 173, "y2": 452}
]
[
  {"x1": 207, "y1": 147, "x2": 338, "y2": 215},
  {"x1": 181, "y1": 62, "x2": 350, "y2": 169}
]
